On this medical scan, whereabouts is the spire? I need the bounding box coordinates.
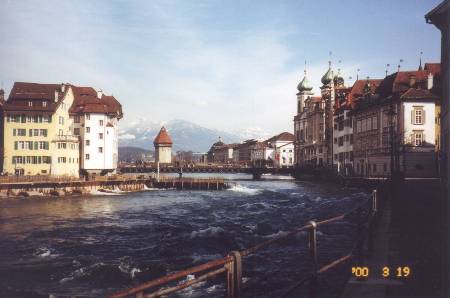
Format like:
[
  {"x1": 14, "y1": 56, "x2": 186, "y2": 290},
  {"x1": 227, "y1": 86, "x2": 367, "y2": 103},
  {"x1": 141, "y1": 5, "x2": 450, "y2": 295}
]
[
  {"x1": 356, "y1": 68, "x2": 360, "y2": 81},
  {"x1": 418, "y1": 51, "x2": 423, "y2": 70},
  {"x1": 385, "y1": 63, "x2": 390, "y2": 77},
  {"x1": 397, "y1": 59, "x2": 404, "y2": 72}
]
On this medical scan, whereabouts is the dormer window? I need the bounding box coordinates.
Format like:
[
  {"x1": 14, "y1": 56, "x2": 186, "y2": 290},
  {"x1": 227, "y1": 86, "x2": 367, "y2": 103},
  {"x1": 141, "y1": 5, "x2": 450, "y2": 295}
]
[
  {"x1": 42, "y1": 101, "x2": 47, "y2": 107},
  {"x1": 28, "y1": 101, "x2": 32, "y2": 107}
]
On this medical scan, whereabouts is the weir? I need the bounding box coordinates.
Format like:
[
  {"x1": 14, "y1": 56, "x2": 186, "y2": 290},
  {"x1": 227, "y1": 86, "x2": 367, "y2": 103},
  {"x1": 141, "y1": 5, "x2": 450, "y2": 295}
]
[{"x1": 0, "y1": 175, "x2": 232, "y2": 197}]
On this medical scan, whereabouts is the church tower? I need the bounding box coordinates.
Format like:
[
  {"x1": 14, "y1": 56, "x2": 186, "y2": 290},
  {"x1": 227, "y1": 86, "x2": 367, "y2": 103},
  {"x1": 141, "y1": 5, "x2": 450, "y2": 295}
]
[
  {"x1": 296, "y1": 69, "x2": 314, "y2": 113},
  {"x1": 320, "y1": 61, "x2": 335, "y2": 166},
  {"x1": 154, "y1": 126, "x2": 173, "y2": 164}
]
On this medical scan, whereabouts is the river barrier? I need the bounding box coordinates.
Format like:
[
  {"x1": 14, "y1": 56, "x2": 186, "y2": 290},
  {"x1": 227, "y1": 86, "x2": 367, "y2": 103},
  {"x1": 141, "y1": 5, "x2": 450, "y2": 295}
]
[{"x1": 0, "y1": 175, "x2": 232, "y2": 198}]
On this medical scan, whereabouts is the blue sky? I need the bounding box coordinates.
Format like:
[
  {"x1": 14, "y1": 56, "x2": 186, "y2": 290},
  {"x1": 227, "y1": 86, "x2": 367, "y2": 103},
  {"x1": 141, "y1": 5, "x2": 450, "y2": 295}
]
[{"x1": 0, "y1": 0, "x2": 442, "y2": 136}]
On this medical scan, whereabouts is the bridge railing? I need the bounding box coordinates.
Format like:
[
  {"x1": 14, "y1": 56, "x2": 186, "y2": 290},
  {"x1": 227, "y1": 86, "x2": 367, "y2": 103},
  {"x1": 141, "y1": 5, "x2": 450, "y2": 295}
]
[{"x1": 108, "y1": 184, "x2": 387, "y2": 298}]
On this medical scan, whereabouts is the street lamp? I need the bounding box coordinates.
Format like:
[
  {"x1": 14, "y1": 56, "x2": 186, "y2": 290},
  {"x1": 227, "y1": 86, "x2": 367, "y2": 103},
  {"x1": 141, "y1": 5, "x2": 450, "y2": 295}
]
[{"x1": 387, "y1": 104, "x2": 397, "y2": 181}]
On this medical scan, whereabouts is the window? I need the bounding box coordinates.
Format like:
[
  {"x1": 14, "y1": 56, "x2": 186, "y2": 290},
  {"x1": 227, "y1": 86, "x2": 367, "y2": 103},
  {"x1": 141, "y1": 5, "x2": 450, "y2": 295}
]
[
  {"x1": 42, "y1": 101, "x2": 47, "y2": 107},
  {"x1": 86, "y1": 127, "x2": 90, "y2": 133},
  {"x1": 86, "y1": 114, "x2": 90, "y2": 120},
  {"x1": 59, "y1": 116, "x2": 64, "y2": 125},
  {"x1": 413, "y1": 107, "x2": 424, "y2": 125},
  {"x1": 414, "y1": 131, "x2": 424, "y2": 146},
  {"x1": 57, "y1": 142, "x2": 66, "y2": 149},
  {"x1": 28, "y1": 101, "x2": 33, "y2": 107},
  {"x1": 372, "y1": 116, "x2": 378, "y2": 130},
  {"x1": 86, "y1": 140, "x2": 90, "y2": 146},
  {"x1": 74, "y1": 128, "x2": 80, "y2": 135},
  {"x1": 74, "y1": 115, "x2": 81, "y2": 123},
  {"x1": 99, "y1": 120, "x2": 104, "y2": 126},
  {"x1": 99, "y1": 133, "x2": 103, "y2": 139},
  {"x1": 98, "y1": 147, "x2": 103, "y2": 153},
  {"x1": 59, "y1": 129, "x2": 63, "y2": 136},
  {"x1": 85, "y1": 154, "x2": 90, "y2": 160},
  {"x1": 58, "y1": 157, "x2": 67, "y2": 163}
]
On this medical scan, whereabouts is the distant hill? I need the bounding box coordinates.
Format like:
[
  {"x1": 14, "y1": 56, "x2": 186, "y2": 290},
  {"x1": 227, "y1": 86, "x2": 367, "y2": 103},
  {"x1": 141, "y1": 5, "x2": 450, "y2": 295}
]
[
  {"x1": 119, "y1": 119, "x2": 244, "y2": 152},
  {"x1": 118, "y1": 146, "x2": 154, "y2": 162}
]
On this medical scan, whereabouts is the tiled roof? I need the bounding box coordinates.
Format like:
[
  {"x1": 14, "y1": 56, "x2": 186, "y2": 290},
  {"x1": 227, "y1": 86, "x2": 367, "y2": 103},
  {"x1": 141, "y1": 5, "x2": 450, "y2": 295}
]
[
  {"x1": 424, "y1": 63, "x2": 441, "y2": 75},
  {"x1": 400, "y1": 88, "x2": 438, "y2": 99},
  {"x1": 4, "y1": 82, "x2": 122, "y2": 118},
  {"x1": 70, "y1": 86, "x2": 122, "y2": 118},
  {"x1": 266, "y1": 132, "x2": 295, "y2": 142},
  {"x1": 154, "y1": 126, "x2": 173, "y2": 145}
]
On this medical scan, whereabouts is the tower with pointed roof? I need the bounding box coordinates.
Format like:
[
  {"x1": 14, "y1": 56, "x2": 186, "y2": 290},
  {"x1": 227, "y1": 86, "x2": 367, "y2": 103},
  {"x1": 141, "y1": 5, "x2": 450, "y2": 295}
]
[
  {"x1": 297, "y1": 69, "x2": 314, "y2": 113},
  {"x1": 154, "y1": 126, "x2": 173, "y2": 164}
]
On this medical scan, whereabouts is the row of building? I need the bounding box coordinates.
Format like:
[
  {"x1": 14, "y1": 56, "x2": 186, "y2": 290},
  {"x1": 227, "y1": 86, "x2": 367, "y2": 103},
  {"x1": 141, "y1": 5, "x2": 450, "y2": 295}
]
[
  {"x1": 206, "y1": 132, "x2": 295, "y2": 168},
  {"x1": 293, "y1": 60, "x2": 442, "y2": 177},
  {"x1": 0, "y1": 82, "x2": 123, "y2": 177}
]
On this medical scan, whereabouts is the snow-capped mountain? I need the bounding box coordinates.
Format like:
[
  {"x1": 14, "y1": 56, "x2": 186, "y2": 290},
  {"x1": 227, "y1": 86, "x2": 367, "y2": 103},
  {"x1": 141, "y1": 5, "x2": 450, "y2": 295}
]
[{"x1": 119, "y1": 119, "x2": 245, "y2": 152}]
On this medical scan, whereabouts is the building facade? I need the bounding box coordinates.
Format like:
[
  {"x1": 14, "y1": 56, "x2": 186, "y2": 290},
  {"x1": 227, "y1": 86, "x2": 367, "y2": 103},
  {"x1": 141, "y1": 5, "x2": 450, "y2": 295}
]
[
  {"x1": 426, "y1": 0, "x2": 449, "y2": 197},
  {"x1": 351, "y1": 67, "x2": 440, "y2": 177},
  {"x1": 70, "y1": 86, "x2": 122, "y2": 175},
  {"x1": 1, "y1": 82, "x2": 122, "y2": 177},
  {"x1": 2, "y1": 83, "x2": 80, "y2": 176}
]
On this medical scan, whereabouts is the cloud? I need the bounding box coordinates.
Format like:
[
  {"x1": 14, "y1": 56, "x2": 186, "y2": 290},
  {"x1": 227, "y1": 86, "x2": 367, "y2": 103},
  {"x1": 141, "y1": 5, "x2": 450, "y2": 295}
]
[{"x1": 119, "y1": 133, "x2": 136, "y2": 140}]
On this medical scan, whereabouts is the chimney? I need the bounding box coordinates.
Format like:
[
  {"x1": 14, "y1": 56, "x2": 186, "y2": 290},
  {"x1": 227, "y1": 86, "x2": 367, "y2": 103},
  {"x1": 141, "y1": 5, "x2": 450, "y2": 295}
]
[
  {"x1": 61, "y1": 83, "x2": 65, "y2": 93},
  {"x1": 0, "y1": 88, "x2": 4, "y2": 102},
  {"x1": 97, "y1": 89, "x2": 103, "y2": 99},
  {"x1": 409, "y1": 75, "x2": 416, "y2": 87},
  {"x1": 427, "y1": 73, "x2": 433, "y2": 90}
]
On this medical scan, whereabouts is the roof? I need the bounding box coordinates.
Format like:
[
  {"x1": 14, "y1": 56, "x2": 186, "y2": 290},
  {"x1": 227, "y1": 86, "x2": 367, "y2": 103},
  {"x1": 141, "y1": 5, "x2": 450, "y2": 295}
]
[
  {"x1": 400, "y1": 88, "x2": 438, "y2": 99},
  {"x1": 154, "y1": 126, "x2": 173, "y2": 145},
  {"x1": 69, "y1": 86, "x2": 122, "y2": 118},
  {"x1": 3, "y1": 82, "x2": 123, "y2": 118},
  {"x1": 424, "y1": 63, "x2": 441, "y2": 74},
  {"x1": 426, "y1": 0, "x2": 448, "y2": 24},
  {"x1": 266, "y1": 132, "x2": 295, "y2": 143}
]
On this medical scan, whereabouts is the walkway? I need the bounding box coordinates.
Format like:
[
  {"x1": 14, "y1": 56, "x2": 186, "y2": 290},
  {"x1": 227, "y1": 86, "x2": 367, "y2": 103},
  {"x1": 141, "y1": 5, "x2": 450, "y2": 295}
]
[{"x1": 341, "y1": 179, "x2": 447, "y2": 298}]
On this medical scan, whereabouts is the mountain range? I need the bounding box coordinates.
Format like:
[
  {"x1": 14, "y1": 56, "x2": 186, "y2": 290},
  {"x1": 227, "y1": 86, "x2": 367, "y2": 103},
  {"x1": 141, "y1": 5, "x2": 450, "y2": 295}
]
[{"x1": 119, "y1": 119, "x2": 271, "y2": 152}]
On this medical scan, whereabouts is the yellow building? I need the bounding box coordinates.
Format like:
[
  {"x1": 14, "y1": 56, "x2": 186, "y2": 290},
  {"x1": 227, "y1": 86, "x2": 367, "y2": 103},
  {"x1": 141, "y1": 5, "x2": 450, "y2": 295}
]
[{"x1": 2, "y1": 83, "x2": 80, "y2": 176}]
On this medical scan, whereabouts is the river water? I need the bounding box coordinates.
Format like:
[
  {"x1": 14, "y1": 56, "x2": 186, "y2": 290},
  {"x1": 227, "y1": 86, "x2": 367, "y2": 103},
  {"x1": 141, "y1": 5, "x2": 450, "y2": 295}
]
[{"x1": 0, "y1": 174, "x2": 370, "y2": 298}]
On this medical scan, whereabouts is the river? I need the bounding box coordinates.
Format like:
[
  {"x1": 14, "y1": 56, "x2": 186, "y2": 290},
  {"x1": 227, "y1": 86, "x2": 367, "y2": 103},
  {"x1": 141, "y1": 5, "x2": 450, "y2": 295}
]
[{"x1": 0, "y1": 174, "x2": 370, "y2": 298}]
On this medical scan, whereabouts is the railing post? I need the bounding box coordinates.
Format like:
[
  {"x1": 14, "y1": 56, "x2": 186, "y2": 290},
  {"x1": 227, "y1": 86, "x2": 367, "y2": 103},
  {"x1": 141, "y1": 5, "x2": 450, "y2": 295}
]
[
  {"x1": 308, "y1": 221, "x2": 318, "y2": 298},
  {"x1": 226, "y1": 251, "x2": 242, "y2": 298}
]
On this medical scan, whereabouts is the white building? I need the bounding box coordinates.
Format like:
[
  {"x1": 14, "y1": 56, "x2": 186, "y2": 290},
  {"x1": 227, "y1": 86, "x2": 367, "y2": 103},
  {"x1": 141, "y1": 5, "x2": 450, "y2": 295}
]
[
  {"x1": 265, "y1": 132, "x2": 295, "y2": 168},
  {"x1": 70, "y1": 86, "x2": 123, "y2": 175}
]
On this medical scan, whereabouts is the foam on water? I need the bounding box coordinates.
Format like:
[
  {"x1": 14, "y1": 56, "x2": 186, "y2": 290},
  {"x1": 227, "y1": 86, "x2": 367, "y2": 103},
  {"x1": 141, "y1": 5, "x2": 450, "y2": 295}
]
[
  {"x1": 229, "y1": 184, "x2": 261, "y2": 195},
  {"x1": 190, "y1": 226, "x2": 225, "y2": 239}
]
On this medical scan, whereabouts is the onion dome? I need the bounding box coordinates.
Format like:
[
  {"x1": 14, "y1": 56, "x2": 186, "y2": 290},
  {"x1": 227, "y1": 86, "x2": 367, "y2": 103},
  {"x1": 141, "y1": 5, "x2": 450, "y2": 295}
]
[
  {"x1": 297, "y1": 70, "x2": 313, "y2": 92},
  {"x1": 154, "y1": 126, "x2": 173, "y2": 146},
  {"x1": 213, "y1": 137, "x2": 225, "y2": 147},
  {"x1": 333, "y1": 68, "x2": 345, "y2": 85},
  {"x1": 321, "y1": 61, "x2": 334, "y2": 85}
]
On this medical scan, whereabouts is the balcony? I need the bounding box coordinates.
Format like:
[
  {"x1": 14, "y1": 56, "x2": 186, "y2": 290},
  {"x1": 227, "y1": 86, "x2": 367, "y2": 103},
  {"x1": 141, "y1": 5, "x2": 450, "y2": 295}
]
[{"x1": 52, "y1": 135, "x2": 79, "y2": 143}]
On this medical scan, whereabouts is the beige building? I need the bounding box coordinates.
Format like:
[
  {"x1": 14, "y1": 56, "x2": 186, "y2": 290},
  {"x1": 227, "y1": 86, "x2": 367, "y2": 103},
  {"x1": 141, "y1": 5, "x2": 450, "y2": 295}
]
[
  {"x1": 154, "y1": 126, "x2": 173, "y2": 164},
  {"x1": 2, "y1": 83, "x2": 80, "y2": 176}
]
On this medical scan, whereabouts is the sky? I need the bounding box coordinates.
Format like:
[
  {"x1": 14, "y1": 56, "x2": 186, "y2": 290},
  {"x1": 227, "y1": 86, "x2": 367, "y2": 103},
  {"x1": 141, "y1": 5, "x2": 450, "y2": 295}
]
[{"x1": 0, "y1": 0, "x2": 443, "y2": 136}]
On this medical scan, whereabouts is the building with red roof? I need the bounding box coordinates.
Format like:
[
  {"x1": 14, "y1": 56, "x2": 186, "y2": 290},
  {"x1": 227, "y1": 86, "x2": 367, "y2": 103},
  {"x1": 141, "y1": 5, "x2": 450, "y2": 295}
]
[
  {"x1": 154, "y1": 126, "x2": 173, "y2": 164},
  {"x1": 1, "y1": 82, "x2": 123, "y2": 176}
]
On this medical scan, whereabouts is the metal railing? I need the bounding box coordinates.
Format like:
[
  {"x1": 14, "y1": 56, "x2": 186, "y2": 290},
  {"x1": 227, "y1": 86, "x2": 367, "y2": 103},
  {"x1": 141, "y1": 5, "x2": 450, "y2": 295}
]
[{"x1": 108, "y1": 184, "x2": 386, "y2": 298}]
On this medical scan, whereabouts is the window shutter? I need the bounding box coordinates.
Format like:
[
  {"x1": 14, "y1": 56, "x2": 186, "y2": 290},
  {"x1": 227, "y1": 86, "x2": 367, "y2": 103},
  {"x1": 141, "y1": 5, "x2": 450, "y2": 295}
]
[
  {"x1": 423, "y1": 110, "x2": 426, "y2": 124},
  {"x1": 14, "y1": 141, "x2": 18, "y2": 150},
  {"x1": 411, "y1": 110, "x2": 415, "y2": 124},
  {"x1": 422, "y1": 132, "x2": 426, "y2": 145}
]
